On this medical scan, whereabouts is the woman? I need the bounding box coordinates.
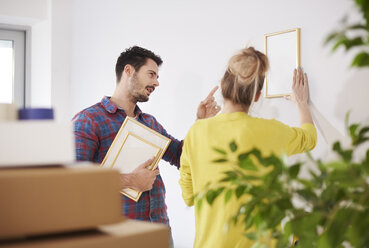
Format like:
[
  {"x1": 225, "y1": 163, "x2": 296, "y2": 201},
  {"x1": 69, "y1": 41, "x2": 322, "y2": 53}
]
[{"x1": 179, "y1": 47, "x2": 317, "y2": 248}]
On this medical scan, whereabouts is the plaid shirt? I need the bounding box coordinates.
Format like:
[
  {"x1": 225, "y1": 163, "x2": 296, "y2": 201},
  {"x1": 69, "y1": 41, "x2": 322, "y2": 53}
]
[{"x1": 72, "y1": 96, "x2": 182, "y2": 225}]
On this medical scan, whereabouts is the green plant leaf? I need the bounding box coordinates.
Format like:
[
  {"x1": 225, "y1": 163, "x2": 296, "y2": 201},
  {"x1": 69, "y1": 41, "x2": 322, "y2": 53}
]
[
  {"x1": 318, "y1": 208, "x2": 353, "y2": 247},
  {"x1": 325, "y1": 161, "x2": 349, "y2": 170},
  {"x1": 245, "y1": 213, "x2": 254, "y2": 230},
  {"x1": 244, "y1": 232, "x2": 258, "y2": 240},
  {"x1": 358, "y1": 126, "x2": 369, "y2": 136},
  {"x1": 242, "y1": 175, "x2": 260, "y2": 181},
  {"x1": 216, "y1": 187, "x2": 225, "y2": 197},
  {"x1": 346, "y1": 23, "x2": 367, "y2": 30},
  {"x1": 354, "y1": 126, "x2": 369, "y2": 145},
  {"x1": 355, "y1": 137, "x2": 369, "y2": 146},
  {"x1": 224, "y1": 171, "x2": 238, "y2": 179},
  {"x1": 328, "y1": 169, "x2": 364, "y2": 187},
  {"x1": 239, "y1": 157, "x2": 258, "y2": 171},
  {"x1": 333, "y1": 141, "x2": 352, "y2": 162},
  {"x1": 205, "y1": 187, "x2": 225, "y2": 206},
  {"x1": 236, "y1": 185, "x2": 246, "y2": 198},
  {"x1": 261, "y1": 204, "x2": 285, "y2": 228},
  {"x1": 263, "y1": 154, "x2": 283, "y2": 168},
  {"x1": 288, "y1": 163, "x2": 301, "y2": 179},
  {"x1": 291, "y1": 212, "x2": 323, "y2": 245},
  {"x1": 332, "y1": 36, "x2": 348, "y2": 51},
  {"x1": 249, "y1": 186, "x2": 264, "y2": 197},
  {"x1": 213, "y1": 147, "x2": 227, "y2": 155},
  {"x1": 213, "y1": 158, "x2": 228, "y2": 163},
  {"x1": 220, "y1": 177, "x2": 234, "y2": 182},
  {"x1": 238, "y1": 152, "x2": 249, "y2": 161},
  {"x1": 275, "y1": 198, "x2": 293, "y2": 210},
  {"x1": 224, "y1": 189, "x2": 233, "y2": 203},
  {"x1": 346, "y1": 208, "x2": 369, "y2": 246},
  {"x1": 325, "y1": 31, "x2": 340, "y2": 44},
  {"x1": 349, "y1": 123, "x2": 360, "y2": 139},
  {"x1": 345, "y1": 111, "x2": 351, "y2": 132},
  {"x1": 197, "y1": 197, "x2": 203, "y2": 211},
  {"x1": 296, "y1": 178, "x2": 315, "y2": 189},
  {"x1": 230, "y1": 141, "x2": 237, "y2": 152},
  {"x1": 345, "y1": 37, "x2": 365, "y2": 50},
  {"x1": 329, "y1": 35, "x2": 365, "y2": 52},
  {"x1": 363, "y1": 150, "x2": 369, "y2": 173},
  {"x1": 296, "y1": 189, "x2": 318, "y2": 202},
  {"x1": 206, "y1": 190, "x2": 217, "y2": 205},
  {"x1": 352, "y1": 51, "x2": 369, "y2": 67}
]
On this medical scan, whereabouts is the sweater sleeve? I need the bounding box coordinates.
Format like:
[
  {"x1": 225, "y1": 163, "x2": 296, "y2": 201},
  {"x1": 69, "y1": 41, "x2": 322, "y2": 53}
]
[
  {"x1": 179, "y1": 128, "x2": 195, "y2": 206},
  {"x1": 286, "y1": 123, "x2": 317, "y2": 155}
]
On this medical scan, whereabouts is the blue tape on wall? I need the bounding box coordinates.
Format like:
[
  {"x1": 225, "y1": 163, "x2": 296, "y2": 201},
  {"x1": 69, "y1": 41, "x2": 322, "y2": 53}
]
[{"x1": 18, "y1": 108, "x2": 54, "y2": 120}]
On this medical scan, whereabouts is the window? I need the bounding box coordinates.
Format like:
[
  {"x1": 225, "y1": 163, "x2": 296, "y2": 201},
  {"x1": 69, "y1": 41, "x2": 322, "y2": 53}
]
[{"x1": 0, "y1": 29, "x2": 25, "y2": 107}]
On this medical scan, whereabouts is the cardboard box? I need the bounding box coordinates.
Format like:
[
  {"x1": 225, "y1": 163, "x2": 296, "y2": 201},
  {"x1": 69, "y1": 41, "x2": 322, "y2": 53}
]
[
  {"x1": 0, "y1": 220, "x2": 169, "y2": 248},
  {"x1": 0, "y1": 121, "x2": 75, "y2": 166},
  {"x1": 0, "y1": 165, "x2": 123, "y2": 239}
]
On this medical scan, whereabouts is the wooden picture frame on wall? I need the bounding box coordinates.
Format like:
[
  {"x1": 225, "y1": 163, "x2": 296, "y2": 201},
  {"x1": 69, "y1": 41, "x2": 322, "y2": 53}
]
[
  {"x1": 264, "y1": 28, "x2": 301, "y2": 98},
  {"x1": 101, "y1": 117, "x2": 171, "y2": 202}
]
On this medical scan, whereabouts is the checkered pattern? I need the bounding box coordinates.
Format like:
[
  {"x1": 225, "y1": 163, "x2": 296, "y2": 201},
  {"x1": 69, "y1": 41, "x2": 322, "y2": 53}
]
[{"x1": 73, "y1": 96, "x2": 182, "y2": 225}]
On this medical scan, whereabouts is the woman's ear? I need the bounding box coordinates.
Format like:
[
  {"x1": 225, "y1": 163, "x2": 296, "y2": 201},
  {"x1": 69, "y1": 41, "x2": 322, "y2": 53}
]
[{"x1": 254, "y1": 91, "x2": 262, "y2": 102}]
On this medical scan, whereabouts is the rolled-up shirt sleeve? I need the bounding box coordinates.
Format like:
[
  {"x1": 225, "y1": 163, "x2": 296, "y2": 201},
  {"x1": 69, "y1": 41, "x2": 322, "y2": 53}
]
[
  {"x1": 73, "y1": 113, "x2": 99, "y2": 162},
  {"x1": 146, "y1": 115, "x2": 183, "y2": 169}
]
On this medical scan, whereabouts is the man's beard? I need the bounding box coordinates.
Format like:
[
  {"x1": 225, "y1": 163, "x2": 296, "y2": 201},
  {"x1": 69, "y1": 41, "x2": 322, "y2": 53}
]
[
  {"x1": 130, "y1": 74, "x2": 149, "y2": 103},
  {"x1": 134, "y1": 92, "x2": 149, "y2": 103}
]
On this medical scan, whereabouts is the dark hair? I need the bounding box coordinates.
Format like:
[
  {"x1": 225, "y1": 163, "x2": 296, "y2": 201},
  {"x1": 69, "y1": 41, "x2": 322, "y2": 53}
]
[
  {"x1": 115, "y1": 46, "x2": 163, "y2": 82},
  {"x1": 221, "y1": 47, "x2": 269, "y2": 107}
]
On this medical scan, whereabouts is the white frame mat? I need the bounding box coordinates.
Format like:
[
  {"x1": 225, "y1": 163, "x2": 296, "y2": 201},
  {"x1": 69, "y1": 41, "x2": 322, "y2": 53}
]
[{"x1": 264, "y1": 28, "x2": 301, "y2": 98}]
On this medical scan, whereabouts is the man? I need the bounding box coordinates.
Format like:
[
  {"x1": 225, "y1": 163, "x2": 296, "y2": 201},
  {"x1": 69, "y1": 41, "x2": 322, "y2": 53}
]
[{"x1": 73, "y1": 46, "x2": 219, "y2": 226}]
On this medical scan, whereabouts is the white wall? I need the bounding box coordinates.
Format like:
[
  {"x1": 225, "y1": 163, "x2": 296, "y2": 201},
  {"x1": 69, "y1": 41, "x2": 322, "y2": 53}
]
[
  {"x1": 51, "y1": 0, "x2": 73, "y2": 120},
  {"x1": 63, "y1": 0, "x2": 369, "y2": 247}
]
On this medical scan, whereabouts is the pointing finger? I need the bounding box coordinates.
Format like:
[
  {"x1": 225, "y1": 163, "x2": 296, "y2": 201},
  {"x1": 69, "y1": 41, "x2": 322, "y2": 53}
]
[{"x1": 206, "y1": 86, "x2": 219, "y2": 100}]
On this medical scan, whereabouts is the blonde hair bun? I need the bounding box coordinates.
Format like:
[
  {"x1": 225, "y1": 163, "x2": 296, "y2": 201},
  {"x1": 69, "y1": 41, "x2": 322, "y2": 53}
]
[
  {"x1": 228, "y1": 47, "x2": 268, "y2": 86},
  {"x1": 221, "y1": 46, "x2": 269, "y2": 107}
]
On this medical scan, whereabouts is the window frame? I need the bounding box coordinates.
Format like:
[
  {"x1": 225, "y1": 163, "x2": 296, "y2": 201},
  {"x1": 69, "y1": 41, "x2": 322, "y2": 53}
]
[{"x1": 0, "y1": 25, "x2": 29, "y2": 107}]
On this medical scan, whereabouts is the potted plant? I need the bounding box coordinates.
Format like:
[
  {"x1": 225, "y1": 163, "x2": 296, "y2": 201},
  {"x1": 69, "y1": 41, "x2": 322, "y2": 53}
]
[{"x1": 196, "y1": 114, "x2": 369, "y2": 248}]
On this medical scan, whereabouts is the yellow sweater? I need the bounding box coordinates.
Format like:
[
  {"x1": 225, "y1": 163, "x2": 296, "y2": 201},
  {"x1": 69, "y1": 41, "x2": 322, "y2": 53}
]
[{"x1": 179, "y1": 112, "x2": 317, "y2": 248}]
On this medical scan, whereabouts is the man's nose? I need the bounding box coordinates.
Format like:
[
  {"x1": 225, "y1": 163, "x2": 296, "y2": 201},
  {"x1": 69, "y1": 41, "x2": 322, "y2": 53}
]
[{"x1": 153, "y1": 79, "x2": 159, "y2": 87}]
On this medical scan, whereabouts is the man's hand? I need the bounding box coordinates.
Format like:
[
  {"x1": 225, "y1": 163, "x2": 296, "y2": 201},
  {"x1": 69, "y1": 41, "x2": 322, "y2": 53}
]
[
  {"x1": 120, "y1": 158, "x2": 160, "y2": 192},
  {"x1": 196, "y1": 86, "x2": 221, "y2": 119}
]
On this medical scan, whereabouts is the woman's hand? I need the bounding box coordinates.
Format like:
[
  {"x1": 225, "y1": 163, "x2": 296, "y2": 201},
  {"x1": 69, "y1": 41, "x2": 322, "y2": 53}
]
[
  {"x1": 285, "y1": 67, "x2": 309, "y2": 106},
  {"x1": 285, "y1": 67, "x2": 314, "y2": 125}
]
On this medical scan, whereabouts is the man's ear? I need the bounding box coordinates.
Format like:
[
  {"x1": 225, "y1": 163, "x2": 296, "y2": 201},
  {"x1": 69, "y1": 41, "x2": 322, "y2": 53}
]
[
  {"x1": 123, "y1": 64, "x2": 134, "y2": 77},
  {"x1": 254, "y1": 91, "x2": 262, "y2": 102}
]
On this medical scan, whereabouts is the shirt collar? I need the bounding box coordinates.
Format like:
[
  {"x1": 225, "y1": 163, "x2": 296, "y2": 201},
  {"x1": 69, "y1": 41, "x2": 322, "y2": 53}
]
[{"x1": 101, "y1": 96, "x2": 142, "y2": 116}]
